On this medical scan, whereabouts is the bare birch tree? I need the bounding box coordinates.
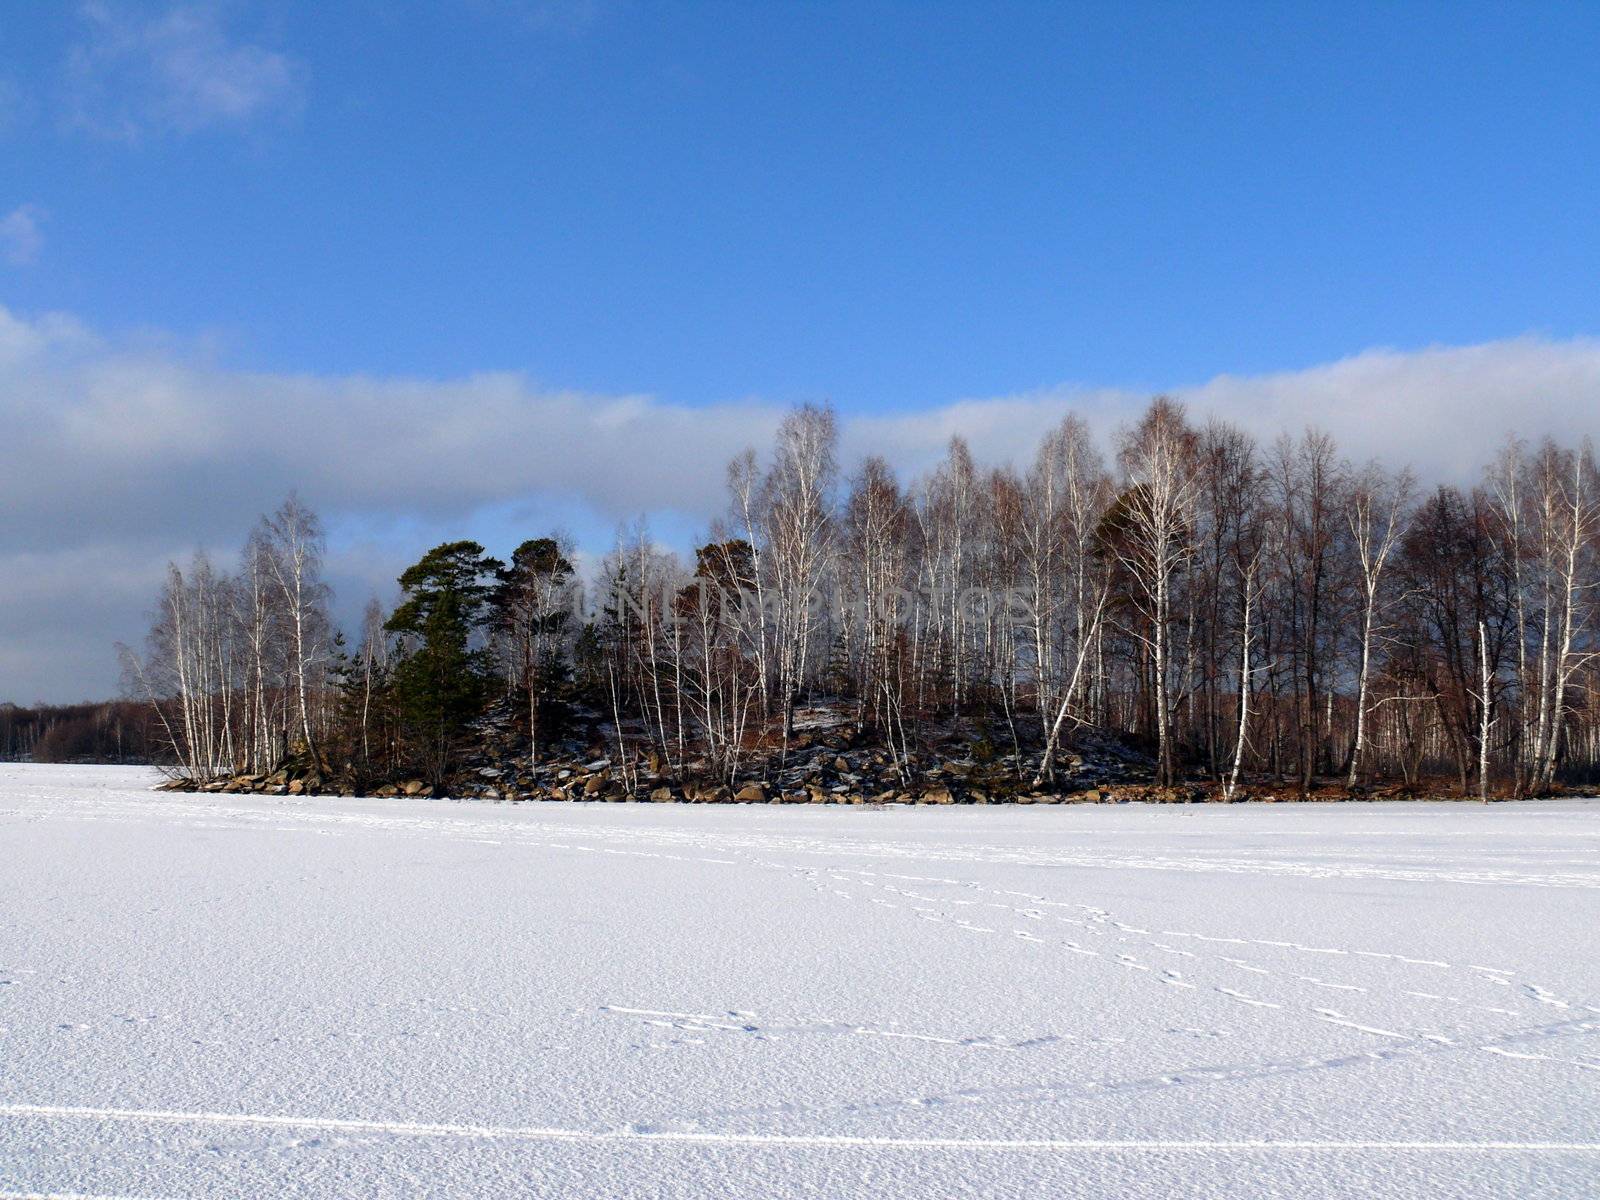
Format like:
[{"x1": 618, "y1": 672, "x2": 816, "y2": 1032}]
[
  {"x1": 762, "y1": 404, "x2": 838, "y2": 751},
  {"x1": 1114, "y1": 398, "x2": 1201, "y2": 786},
  {"x1": 259, "y1": 495, "x2": 330, "y2": 763},
  {"x1": 1346, "y1": 462, "x2": 1414, "y2": 787}
]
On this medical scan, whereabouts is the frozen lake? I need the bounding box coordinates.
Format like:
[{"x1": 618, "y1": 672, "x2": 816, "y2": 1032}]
[{"x1": 3, "y1": 764, "x2": 1599, "y2": 1198}]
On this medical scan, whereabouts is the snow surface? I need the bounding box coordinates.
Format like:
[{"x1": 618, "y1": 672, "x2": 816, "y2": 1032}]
[{"x1": 3, "y1": 764, "x2": 1599, "y2": 1199}]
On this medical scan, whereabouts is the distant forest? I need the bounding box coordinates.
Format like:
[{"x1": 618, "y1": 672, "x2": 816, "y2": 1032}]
[
  {"x1": 0, "y1": 700, "x2": 162, "y2": 764},
  {"x1": 116, "y1": 396, "x2": 1600, "y2": 800}
]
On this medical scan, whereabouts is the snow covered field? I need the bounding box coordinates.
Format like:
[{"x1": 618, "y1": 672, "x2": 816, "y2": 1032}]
[{"x1": 3, "y1": 764, "x2": 1599, "y2": 1198}]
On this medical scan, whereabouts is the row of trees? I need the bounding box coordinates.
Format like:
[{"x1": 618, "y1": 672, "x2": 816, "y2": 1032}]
[{"x1": 125, "y1": 398, "x2": 1600, "y2": 796}]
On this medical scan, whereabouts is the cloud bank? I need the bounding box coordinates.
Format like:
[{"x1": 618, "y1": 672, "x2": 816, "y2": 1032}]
[{"x1": 3, "y1": 301, "x2": 1598, "y2": 701}]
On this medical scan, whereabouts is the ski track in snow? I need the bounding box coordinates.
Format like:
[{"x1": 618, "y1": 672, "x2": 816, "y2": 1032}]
[
  {"x1": 3, "y1": 766, "x2": 1600, "y2": 1197},
  {"x1": 3, "y1": 1103, "x2": 1600, "y2": 1153}
]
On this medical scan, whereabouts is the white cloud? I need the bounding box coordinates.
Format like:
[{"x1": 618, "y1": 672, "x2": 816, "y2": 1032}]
[
  {"x1": 3, "y1": 302, "x2": 1599, "y2": 701},
  {"x1": 852, "y1": 337, "x2": 1600, "y2": 484},
  {"x1": 0, "y1": 204, "x2": 45, "y2": 266},
  {"x1": 65, "y1": 2, "x2": 305, "y2": 139}
]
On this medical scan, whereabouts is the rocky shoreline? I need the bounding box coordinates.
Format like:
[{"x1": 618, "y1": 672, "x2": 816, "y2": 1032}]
[
  {"x1": 160, "y1": 700, "x2": 1483, "y2": 805},
  {"x1": 162, "y1": 701, "x2": 1195, "y2": 805}
]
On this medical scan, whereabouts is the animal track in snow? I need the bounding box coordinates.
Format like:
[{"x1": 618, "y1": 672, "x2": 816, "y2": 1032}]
[
  {"x1": 599, "y1": 1006, "x2": 1066, "y2": 1052},
  {"x1": 787, "y1": 858, "x2": 1600, "y2": 1079}
]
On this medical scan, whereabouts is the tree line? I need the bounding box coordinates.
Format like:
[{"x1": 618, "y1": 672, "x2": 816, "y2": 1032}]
[
  {"x1": 122, "y1": 397, "x2": 1600, "y2": 798},
  {"x1": 0, "y1": 700, "x2": 162, "y2": 763}
]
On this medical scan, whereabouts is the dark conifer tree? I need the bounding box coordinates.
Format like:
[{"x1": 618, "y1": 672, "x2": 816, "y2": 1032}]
[{"x1": 386, "y1": 542, "x2": 503, "y2": 782}]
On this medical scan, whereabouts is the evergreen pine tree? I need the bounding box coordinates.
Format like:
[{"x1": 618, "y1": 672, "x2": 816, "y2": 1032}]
[{"x1": 386, "y1": 541, "x2": 503, "y2": 783}]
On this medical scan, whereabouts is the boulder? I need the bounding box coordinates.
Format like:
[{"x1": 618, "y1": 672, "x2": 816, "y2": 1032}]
[{"x1": 734, "y1": 783, "x2": 767, "y2": 803}]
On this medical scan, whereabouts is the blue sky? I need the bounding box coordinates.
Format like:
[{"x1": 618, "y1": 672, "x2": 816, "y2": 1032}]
[
  {"x1": 7, "y1": 1, "x2": 1600, "y2": 701},
  {"x1": 5, "y1": 2, "x2": 1600, "y2": 410}
]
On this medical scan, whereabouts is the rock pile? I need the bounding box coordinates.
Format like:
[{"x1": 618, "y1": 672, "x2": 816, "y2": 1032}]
[{"x1": 165, "y1": 699, "x2": 1162, "y2": 805}]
